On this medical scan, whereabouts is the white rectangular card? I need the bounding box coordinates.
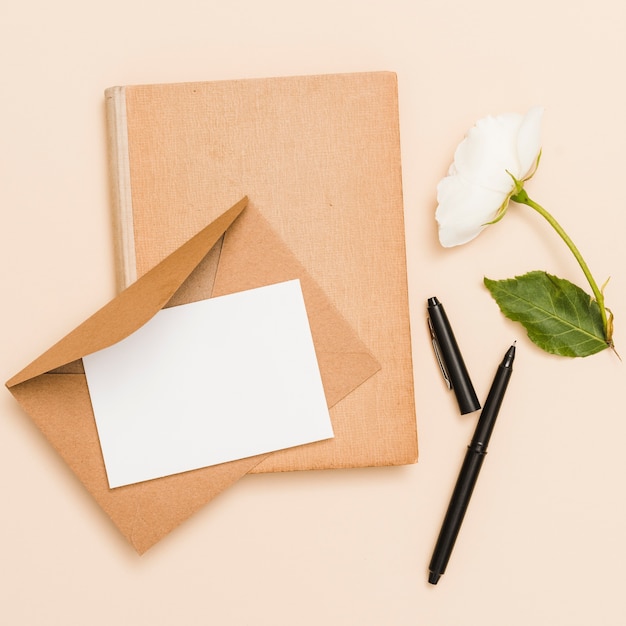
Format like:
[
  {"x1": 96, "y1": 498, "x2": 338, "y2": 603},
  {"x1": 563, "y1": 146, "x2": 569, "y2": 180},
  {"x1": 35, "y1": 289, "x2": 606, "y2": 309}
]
[{"x1": 83, "y1": 279, "x2": 333, "y2": 488}]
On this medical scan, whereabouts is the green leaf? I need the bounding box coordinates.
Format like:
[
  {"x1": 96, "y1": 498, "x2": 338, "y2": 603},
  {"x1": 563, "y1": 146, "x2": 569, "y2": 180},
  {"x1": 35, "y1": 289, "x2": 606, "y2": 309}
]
[{"x1": 484, "y1": 271, "x2": 608, "y2": 357}]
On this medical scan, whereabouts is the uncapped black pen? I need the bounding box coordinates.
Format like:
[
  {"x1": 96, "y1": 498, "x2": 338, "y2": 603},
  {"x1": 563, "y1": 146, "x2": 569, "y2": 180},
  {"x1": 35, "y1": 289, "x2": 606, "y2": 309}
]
[{"x1": 428, "y1": 342, "x2": 516, "y2": 585}]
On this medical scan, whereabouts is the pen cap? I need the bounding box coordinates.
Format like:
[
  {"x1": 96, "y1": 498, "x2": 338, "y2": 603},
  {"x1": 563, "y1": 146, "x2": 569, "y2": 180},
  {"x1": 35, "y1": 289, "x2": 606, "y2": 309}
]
[{"x1": 427, "y1": 297, "x2": 481, "y2": 415}]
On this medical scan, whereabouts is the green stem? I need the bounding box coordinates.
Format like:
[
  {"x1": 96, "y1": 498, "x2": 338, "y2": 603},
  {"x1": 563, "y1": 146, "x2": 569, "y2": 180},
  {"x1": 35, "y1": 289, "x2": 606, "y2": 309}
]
[{"x1": 511, "y1": 188, "x2": 610, "y2": 342}]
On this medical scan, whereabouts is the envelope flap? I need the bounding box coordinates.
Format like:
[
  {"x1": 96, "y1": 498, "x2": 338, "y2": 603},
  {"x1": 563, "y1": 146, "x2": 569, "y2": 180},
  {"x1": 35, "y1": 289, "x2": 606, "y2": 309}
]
[
  {"x1": 6, "y1": 198, "x2": 247, "y2": 389},
  {"x1": 212, "y1": 205, "x2": 381, "y2": 408}
]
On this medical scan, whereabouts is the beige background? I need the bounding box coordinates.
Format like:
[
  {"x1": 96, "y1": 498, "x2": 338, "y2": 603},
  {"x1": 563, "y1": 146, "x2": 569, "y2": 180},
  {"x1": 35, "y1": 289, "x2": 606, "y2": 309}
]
[{"x1": 1, "y1": 1, "x2": 624, "y2": 624}]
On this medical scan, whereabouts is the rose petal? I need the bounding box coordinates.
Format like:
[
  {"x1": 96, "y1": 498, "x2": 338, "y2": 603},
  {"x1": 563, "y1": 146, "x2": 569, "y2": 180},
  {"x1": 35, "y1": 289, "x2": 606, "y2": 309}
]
[
  {"x1": 516, "y1": 106, "x2": 544, "y2": 178},
  {"x1": 453, "y1": 113, "x2": 525, "y2": 193},
  {"x1": 436, "y1": 173, "x2": 509, "y2": 247}
]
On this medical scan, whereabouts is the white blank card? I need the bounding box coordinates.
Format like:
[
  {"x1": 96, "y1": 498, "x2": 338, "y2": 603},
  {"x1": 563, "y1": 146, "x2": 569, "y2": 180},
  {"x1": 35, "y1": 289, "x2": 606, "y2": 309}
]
[{"x1": 83, "y1": 280, "x2": 333, "y2": 488}]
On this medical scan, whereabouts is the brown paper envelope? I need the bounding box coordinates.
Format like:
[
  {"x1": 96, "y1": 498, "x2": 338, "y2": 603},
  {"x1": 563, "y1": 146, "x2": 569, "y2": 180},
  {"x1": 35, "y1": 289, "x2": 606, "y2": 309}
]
[{"x1": 6, "y1": 197, "x2": 380, "y2": 554}]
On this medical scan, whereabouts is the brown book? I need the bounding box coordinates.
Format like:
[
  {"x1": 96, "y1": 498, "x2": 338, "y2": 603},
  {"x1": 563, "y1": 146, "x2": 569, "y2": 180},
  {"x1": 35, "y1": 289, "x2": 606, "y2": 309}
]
[{"x1": 105, "y1": 71, "x2": 417, "y2": 475}]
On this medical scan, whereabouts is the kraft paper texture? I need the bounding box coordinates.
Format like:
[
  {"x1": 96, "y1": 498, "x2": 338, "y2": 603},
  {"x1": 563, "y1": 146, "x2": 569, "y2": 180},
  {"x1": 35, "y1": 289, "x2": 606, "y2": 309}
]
[{"x1": 6, "y1": 197, "x2": 382, "y2": 553}]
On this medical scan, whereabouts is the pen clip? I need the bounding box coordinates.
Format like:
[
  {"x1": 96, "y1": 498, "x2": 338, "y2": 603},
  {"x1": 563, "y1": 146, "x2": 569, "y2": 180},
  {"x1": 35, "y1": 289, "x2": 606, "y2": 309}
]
[{"x1": 428, "y1": 317, "x2": 452, "y2": 390}]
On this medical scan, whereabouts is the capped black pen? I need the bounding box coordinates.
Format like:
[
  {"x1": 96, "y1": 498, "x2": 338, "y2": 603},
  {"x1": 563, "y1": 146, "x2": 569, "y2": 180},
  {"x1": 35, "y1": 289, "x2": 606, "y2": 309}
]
[{"x1": 428, "y1": 342, "x2": 516, "y2": 585}]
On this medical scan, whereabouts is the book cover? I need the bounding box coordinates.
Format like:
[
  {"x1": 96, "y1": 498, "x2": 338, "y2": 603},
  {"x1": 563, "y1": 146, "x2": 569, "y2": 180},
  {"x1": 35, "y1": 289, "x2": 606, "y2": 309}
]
[{"x1": 105, "y1": 71, "x2": 417, "y2": 473}]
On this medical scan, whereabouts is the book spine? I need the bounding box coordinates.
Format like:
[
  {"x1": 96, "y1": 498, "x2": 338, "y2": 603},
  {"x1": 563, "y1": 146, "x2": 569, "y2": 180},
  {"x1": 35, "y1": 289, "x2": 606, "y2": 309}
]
[{"x1": 104, "y1": 86, "x2": 137, "y2": 291}]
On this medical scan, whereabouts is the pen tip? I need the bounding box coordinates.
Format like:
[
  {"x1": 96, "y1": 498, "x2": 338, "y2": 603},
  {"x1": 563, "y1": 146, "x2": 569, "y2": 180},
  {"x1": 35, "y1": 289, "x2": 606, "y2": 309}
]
[
  {"x1": 428, "y1": 571, "x2": 441, "y2": 585},
  {"x1": 502, "y1": 343, "x2": 516, "y2": 367}
]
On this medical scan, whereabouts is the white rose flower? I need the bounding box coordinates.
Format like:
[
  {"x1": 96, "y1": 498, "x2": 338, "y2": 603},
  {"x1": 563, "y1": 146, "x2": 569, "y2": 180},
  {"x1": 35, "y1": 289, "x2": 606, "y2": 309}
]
[
  {"x1": 433, "y1": 107, "x2": 615, "y2": 356},
  {"x1": 435, "y1": 106, "x2": 544, "y2": 247}
]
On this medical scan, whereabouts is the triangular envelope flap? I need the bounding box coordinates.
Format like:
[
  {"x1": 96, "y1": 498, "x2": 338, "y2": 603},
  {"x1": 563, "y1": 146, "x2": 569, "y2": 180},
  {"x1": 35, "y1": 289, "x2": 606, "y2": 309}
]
[
  {"x1": 6, "y1": 197, "x2": 247, "y2": 389},
  {"x1": 212, "y1": 205, "x2": 381, "y2": 408}
]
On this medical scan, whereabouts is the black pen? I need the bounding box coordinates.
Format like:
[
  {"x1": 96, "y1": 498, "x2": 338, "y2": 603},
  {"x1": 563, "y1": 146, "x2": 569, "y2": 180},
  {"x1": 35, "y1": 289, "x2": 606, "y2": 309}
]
[{"x1": 428, "y1": 342, "x2": 516, "y2": 585}]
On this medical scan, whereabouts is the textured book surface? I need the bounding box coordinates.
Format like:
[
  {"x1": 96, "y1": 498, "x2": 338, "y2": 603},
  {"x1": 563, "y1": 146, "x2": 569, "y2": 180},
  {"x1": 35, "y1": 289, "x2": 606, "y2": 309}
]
[{"x1": 105, "y1": 71, "x2": 417, "y2": 472}]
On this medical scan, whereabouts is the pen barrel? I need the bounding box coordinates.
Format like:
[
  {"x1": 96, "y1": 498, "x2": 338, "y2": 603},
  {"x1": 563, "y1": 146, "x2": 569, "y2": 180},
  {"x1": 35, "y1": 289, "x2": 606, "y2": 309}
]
[
  {"x1": 429, "y1": 447, "x2": 486, "y2": 578},
  {"x1": 471, "y1": 363, "x2": 512, "y2": 451}
]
